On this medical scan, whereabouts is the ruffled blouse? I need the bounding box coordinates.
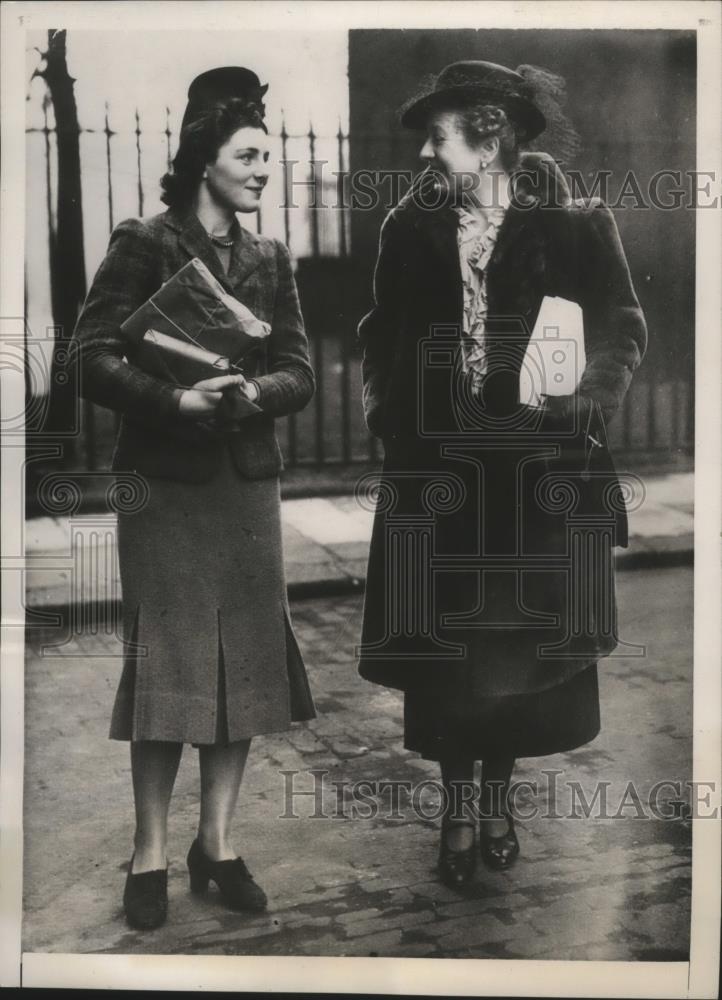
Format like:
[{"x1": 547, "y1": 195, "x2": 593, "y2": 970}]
[{"x1": 455, "y1": 205, "x2": 506, "y2": 388}]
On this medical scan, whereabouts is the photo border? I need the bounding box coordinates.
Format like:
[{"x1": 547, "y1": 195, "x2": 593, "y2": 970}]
[{"x1": 1, "y1": 1, "x2": 720, "y2": 995}]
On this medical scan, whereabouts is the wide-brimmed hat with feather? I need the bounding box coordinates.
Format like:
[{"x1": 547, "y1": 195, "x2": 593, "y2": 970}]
[{"x1": 400, "y1": 60, "x2": 547, "y2": 141}]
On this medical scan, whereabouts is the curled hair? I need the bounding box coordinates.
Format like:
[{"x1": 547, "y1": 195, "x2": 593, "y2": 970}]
[
  {"x1": 160, "y1": 97, "x2": 267, "y2": 208},
  {"x1": 453, "y1": 103, "x2": 521, "y2": 171}
]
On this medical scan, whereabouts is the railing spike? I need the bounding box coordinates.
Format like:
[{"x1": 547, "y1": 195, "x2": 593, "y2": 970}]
[{"x1": 134, "y1": 107, "x2": 144, "y2": 216}]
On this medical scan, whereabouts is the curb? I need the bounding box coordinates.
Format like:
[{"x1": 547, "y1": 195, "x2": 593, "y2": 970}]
[
  {"x1": 24, "y1": 543, "x2": 692, "y2": 630},
  {"x1": 614, "y1": 547, "x2": 693, "y2": 571}
]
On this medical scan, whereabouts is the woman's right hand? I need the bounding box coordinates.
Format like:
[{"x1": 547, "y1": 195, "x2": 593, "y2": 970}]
[{"x1": 178, "y1": 374, "x2": 246, "y2": 418}]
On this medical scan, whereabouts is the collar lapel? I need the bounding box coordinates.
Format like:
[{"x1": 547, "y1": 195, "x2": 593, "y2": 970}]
[
  {"x1": 405, "y1": 172, "x2": 546, "y2": 326},
  {"x1": 410, "y1": 193, "x2": 537, "y2": 290},
  {"x1": 485, "y1": 198, "x2": 546, "y2": 321},
  {"x1": 227, "y1": 224, "x2": 263, "y2": 287},
  {"x1": 484, "y1": 162, "x2": 547, "y2": 280},
  {"x1": 413, "y1": 204, "x2": 461, "y2": 288},
  {"x1": 165, "y1": 207, "x2": 262, "y2": 293},
  {"x1": 486, "y1": 199, "x2": 535, "y2": 274}
]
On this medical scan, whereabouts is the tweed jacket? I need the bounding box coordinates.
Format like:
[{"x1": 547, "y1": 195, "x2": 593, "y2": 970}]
[{"x1": 72, "y1": 205, "x2": 315, "y2": 481}]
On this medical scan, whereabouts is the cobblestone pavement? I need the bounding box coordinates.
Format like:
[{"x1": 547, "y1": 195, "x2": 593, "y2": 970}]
[{"x1": 23, "y1": 567, "x2": 692, "y2": 960}]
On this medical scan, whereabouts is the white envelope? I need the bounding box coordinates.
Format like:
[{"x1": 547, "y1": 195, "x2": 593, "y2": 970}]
[{"x1": 519, "y1": 296, "x2": 586, "y2": 407}]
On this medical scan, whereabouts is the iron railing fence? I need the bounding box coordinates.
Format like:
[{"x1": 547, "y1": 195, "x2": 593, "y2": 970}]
[{"x1": 24, "y1": 81, "x2": 693, "y2": 495}]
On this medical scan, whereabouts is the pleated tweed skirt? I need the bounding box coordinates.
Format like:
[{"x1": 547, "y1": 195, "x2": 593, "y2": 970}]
[{"x1": 110, "y1": 443, "x2": 316, "y2": 744}]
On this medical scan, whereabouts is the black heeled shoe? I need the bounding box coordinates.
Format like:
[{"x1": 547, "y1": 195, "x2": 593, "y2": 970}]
[
  {"x1": 479, "y1": 812, "x2": 520, "y2": 871},
  {"x1": 438, "y1": 820, "x2": 477, "y2": 888},
  {"x1": 123, "y1": 855, "x2": 168, "y2": 930},
  {"x1": 187, "y1": 838, "x2": 267, "y2": 912}
]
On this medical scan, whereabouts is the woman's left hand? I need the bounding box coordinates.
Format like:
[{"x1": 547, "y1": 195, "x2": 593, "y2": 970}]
[
  {"x1": 233, "y1": 375, "x2": 259, "y2": 402},
  {"x1": 211, "y1": 374, "x2": 261, "y2": 429},
  {"x1": 178, "y1": 373, "x2": 248, "y2": 419}
]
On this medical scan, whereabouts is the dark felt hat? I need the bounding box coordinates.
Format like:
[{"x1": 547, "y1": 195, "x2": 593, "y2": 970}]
[
  {"x1": 181, "y1": 66, "x2": 268, "y2": 131},
  {"x1": 400, "y1": 60, "x2": 546, "y2": 140}
]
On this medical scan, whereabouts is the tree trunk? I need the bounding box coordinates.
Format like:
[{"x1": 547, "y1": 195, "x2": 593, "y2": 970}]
[{"x1": 37, "y1": 28, "x2": 85, "y2": 451}]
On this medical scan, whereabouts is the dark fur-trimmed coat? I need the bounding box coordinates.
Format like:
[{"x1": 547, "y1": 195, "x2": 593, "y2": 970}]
[{"x1": 357, "y1": 154, "x2": 647, "y2": 696}]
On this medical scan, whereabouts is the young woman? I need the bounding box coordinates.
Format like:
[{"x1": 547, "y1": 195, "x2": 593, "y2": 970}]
[
  {"x1": 358, "y1": 60, "x2": 647, "y2": 887},
  {"x1": 73, "y1": 67, "x2": 316, "y2": 928}
]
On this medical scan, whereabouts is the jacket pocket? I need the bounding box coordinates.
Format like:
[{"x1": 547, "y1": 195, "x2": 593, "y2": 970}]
[{"x1": 226, "y1": 418, "x2": 284, "y2": 479}]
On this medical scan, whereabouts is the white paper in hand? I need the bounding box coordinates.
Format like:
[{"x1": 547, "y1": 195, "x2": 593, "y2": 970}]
[{"x1": 519, "y1": 296, "x2": 586, "y2": 407}]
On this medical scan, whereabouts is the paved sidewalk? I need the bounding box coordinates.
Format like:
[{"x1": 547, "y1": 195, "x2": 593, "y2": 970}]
[
  {"x1": 24, "y1": 471, "x2": 693, "y2": 614},
  {"x1": 22, "y1": 567, "x2": 693, "y2": 959}
]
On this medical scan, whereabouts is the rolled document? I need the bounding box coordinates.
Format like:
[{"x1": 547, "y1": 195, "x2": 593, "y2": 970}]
[{"x1": 519, "y1": 296, "x2": 586, "y2": 408}]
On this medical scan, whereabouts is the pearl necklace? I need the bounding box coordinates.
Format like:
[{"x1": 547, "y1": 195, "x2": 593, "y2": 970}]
[{"x1": 206, "y1": 230, "x2": 234, "y2": 248}]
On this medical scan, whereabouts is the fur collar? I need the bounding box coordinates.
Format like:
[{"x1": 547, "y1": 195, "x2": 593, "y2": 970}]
[{"x1": 392, "y1": 151, "x2": 572, "y2": 316}]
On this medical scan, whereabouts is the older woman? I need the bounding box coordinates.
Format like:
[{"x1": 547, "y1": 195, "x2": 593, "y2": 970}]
[
  {"x1": 358, "y1": 60, "x2": 646, "y2": 887},
  {"x1": 73, "y1": 67, "x2": 315, "y2": 928}
]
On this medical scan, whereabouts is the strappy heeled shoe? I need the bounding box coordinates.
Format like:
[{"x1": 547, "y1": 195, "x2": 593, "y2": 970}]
[
  {"x1": 438, "y1": 819, "x2": 477, "y2": 888},
  {"x1": 479, "y1": 811, "x2": 520, "y2": 871},
  {"x1": 123, "y1": 854, "x2": 168, "y2": 930},
  {"x1": 187, "y1": 838, "x2": 267, "y2": 912}
]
